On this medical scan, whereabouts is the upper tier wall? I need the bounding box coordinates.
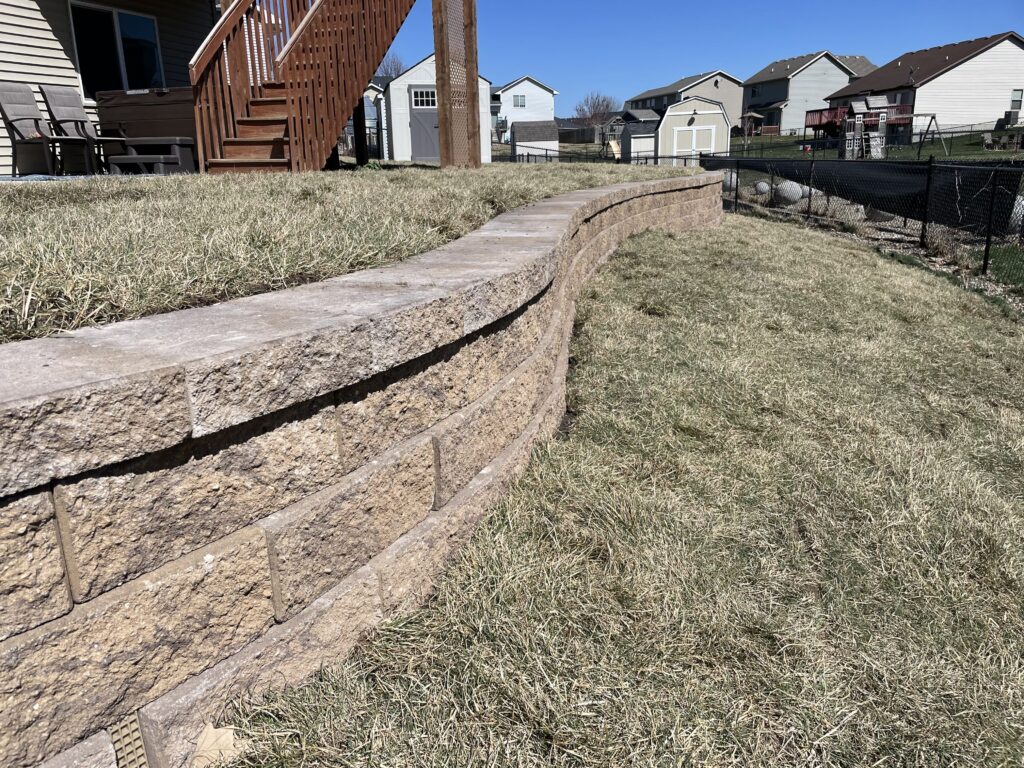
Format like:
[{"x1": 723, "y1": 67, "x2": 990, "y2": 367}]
[{"x1": 0, "y1": 172, "x2": 723, "y2": 768}]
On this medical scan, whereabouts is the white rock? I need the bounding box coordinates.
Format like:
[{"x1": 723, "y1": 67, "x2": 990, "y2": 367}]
[
  {"x1": 754, "y1": 181, "x2": 771, "y2": 195},
  {"x1": 1011, "y1": 195, "x2": 1024, "y2": 234},
  {"x1": 723, "y1": 171, "x2": 738, "y2": 192},
  {"x1": 773, "y1": 180, "x2": 802, "y2": 205}
]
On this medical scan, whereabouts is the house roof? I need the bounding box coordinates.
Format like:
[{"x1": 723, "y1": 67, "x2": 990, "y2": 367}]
[
  {"x1": 511, "y1": 120, "x2": 559, "y2": 142},
  {"x1": 494, "y1": 76, "x2": 559, "y2": 95},
  {"x1": 627, "y1": 70, "x2": 740, "y2": 103},
  {"x1": 744, "y1": 51, "x2": 876, "y2": 85},
  {"x1": 621, "y1": 120, "x2": 659, "y2": 137},
  {"x1": 370, "y1": 76, "x2": 393, "y2": 91},
  {"x1": 828, "y1": 31, "x2": 1024, "y2": 99},
  {"x1": 385, "y1": 53, "x2": 492, "y2": 90},
  {"x1": 622, "y1": 108, "x2": 661, "y2": 122},
  {"x1": 555, "y1": 116, "x2": 591, "y2": 128}
]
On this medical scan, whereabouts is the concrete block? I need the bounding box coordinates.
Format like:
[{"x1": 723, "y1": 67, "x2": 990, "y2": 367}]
[{"x1": 37, "y1": 732, "x2": 116, "y2": 768}]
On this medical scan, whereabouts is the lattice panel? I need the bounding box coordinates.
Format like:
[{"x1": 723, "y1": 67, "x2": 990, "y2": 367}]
[{"x1": 433, "y1": 0, "x2": 481, "y2": 168}]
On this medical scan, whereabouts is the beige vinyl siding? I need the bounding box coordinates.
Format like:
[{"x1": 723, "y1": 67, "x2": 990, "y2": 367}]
[
  {"x1": 682, "y1": 77, "x2": 743, "y2": 125},
  {"x1": 0, "y1": 0, "x2": 213, "y2": 174}
]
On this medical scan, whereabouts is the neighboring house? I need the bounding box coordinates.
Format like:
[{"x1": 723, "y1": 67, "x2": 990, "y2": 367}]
[
  {"x1": 381, "y1": 54, "x2": 492, "y2": 164},
  {"x1": 626, "y1": 70, "x2": 743, "y2": 123},
  {"x1": 492, "y1": 76, "x2": 557, "y2": 137},
  {"x1": 510, "y1": 120, "x2": 559, "y2": 160},
  {"x1": 826, "y1": 31, "x2": 1024, "y2": 133},
  {"x1": 0, "y1": 0, "x2": 218, "y2": 175},
  {"x1": 742, "y1": 51, "x2": 877, "y2": 134},
  {"x1": 620, "y1": 96, "x2": 731, "y2": 164}
]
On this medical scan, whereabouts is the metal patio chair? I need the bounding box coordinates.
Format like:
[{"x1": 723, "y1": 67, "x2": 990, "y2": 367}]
[
  {"x1": 39, "y1": 85, "x2": 128, "y2": 172},
  {"x1": 0, "y1": 81, "x2": 94, "y2": 175}
]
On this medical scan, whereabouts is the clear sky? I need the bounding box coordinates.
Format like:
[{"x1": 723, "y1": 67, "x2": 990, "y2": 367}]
[{"x1": 386, "y1": 0, "x2": 1021, "y2": 115}]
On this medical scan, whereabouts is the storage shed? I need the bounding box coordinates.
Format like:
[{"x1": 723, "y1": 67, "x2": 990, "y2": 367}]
[
  {"x1": 620, "y1": 120, "x2": 659, "y2": 163},
  {"x1": 511, "y1": 120, "x2": 559, "y2": 161},
  {"x1": 657, "y1": 96, "x2": 731, "y2": 164}
]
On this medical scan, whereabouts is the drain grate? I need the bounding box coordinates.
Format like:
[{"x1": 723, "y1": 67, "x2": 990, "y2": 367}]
[{"x1": 109, "y1": 714, "x2": 149, "y2": 768}]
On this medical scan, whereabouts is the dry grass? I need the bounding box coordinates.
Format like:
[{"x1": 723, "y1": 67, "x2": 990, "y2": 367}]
[
  {"x1": 229, "y1": 215, "x2": 1024, "y2": 767},
  {"x1": 0, "y1": 164, "x2": 691, "y2": 344}
]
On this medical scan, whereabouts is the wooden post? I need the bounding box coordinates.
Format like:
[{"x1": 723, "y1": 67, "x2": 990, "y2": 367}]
[
  {"x1": 353, "y1": 100, "x2": 369, "y2": 166},
  {"x1": 432, "y1": 0, "x2": 481, "y2": 168}
]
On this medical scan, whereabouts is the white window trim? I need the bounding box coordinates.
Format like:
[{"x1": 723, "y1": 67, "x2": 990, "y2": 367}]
[
  {"x1": 513, "y1": 94, "x2": 526, "y2": 108},
  {"x1": 67, "y1": 0, "x2": 167, "y2": 98},
  {"x1": 411, "y1": 88, "x2": 437, "y2": 109}
]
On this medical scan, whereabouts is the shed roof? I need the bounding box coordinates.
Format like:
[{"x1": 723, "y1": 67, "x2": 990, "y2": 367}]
[
  {"x1": 621, "y1": 120, "x2": 659, "y2": 137},
  {"x1": 511, "y1": 120, "x2": 559, "y2": 142},
  {"x1": 744, "y1": 51, "x2": 876, "y2": 85},
  {"x1": 627, "y1": 70, "x2": 740, "y2": 103},
  {"x1": 828, "y1": 31, "x2": 1023, "y2": 99},
  {"x1": 622, "y1": 108, "x2": 661, "y2": 122}
]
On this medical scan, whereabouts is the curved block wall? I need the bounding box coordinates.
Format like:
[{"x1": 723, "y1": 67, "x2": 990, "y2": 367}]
[{"x1": 0, "y1": 172, "x2": 722, "y2": 768}]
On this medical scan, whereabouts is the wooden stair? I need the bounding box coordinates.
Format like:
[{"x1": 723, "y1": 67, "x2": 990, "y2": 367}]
[{"x1": 207, "y1": 84, "x2": 290, "y2": 174}]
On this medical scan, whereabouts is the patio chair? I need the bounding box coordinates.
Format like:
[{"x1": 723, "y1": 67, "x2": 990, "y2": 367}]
[
  {"x1": 0, "y1": 81, "x2": 94, "y2": 175},
  {"x1": 982, "y1": 132, "x2": 994, "y2": 150},
  {"x1": 997, "y1": 134, "x2": 1010, "y2": 151},
  {"x1": 39, "y1": 85, "x2": 127, "y2": 171}
]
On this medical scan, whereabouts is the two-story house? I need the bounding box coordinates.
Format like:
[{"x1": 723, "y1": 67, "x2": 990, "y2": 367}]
[
  {"x1": 625, "y1": 70, "x2": 743, "y2": 124},
  {"x1": 826, "y1": 31, "x2": 1024, "y2": 134},
  {"x1": 742, "y1": 51, "x2": 877, "y2": 135},
  {"x1": 491, "y1": 76, "x2": 557, "y2": 138}
]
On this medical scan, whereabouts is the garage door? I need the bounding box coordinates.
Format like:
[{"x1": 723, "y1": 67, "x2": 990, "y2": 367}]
[{"x1": 672, "y1": 125, "x2": 716, "y2": 166}]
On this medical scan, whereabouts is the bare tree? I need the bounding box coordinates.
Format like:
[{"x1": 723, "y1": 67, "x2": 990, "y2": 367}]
[
  {"x1": 376, "y1": 52, "x2": 405, "y2": 79},
  {"x1": 575, "y1": 92, "x2": 619, "y2": 126}
]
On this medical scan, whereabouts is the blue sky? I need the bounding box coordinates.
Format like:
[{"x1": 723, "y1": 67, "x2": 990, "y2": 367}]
[{"x1": 387, "y1": 0, "x2": 1021, "y2": 115}]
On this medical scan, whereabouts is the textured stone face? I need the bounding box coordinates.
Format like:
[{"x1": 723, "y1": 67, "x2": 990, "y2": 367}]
[
  {"x1": 38, "y1": 732, "x2": 117, "y2": 768},
  {"x1": 0, "y1": 528, "x2": 274, "y2": 767},
  {"x1": 335, "y1": 290, "x2": 553, "y2": 476},
  {"x1": 138, "y1": 568, "x2": 381, "y2": 768},
  {"x1": 0, "y1": 358, "x2": 191, "y2": 498},
  {"x1": 54, "y1": 403, "x2": 340, "y2": 601},
  {"x1": 0, "y1": 492, "x2": 71, "y2": 642},
  {"x1": 259, "y1": 437, "x2": 435, "y2": 619},
  {"x1": 432, "y1": 320, "x2": 563, "y2": 506}
]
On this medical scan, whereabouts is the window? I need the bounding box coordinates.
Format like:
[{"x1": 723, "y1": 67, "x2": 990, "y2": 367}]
[
  {"x1": 751, "y1": 86, "x2": 761, "y2": 98},
  {"x1": 1012, "y1": 89, "x2": 1023, "y2": 111},
  {"x1": 71, "y1": 3, "x2": 164, "y2": 99},
  {"x1": 513, "y1": 94, "x2": 526, "y2": 108},
  {"x1": 412, "y1": 89, "x2": 437, "y2": 108}
]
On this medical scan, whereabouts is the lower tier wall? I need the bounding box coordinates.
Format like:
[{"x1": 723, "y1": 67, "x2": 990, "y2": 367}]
[{"x1": 0, "y1": 172, "x2": 723, "y2": 768}]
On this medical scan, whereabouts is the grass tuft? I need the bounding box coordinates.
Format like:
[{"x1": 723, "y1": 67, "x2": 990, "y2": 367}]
[{"x1": 227, "y1": 214, "x2": 1024, "y2": 767}]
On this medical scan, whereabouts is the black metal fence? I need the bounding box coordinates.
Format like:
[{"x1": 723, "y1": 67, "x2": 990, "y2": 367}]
[{"x1": 700, "y1": 155, "x2": 1024, "y2": 282}]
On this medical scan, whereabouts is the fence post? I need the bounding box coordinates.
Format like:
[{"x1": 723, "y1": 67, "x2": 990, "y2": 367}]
[
  {"x1": 983, "y1": 166, "x2": 1000, "y2": 275},
  {"x1": 807, "y1": 159, "x2": 815, "y2": 221},
  {"x1": 735, "y1": 157, "x2": 740, "y2": 212},
  {"x1": 920, "y1": 155, "x2": 935, "y2": 247}
]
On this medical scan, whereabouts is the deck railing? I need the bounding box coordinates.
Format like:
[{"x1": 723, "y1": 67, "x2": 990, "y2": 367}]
[
  {"x1": 189, "y1": 0, "x2": 315, "y2": 169},
  {"x1": 276, "y1": 0, "x2": 415, "y2": 172},
  {"x1": 806, "y1": 104, "x2": 914, "y2": 129}
]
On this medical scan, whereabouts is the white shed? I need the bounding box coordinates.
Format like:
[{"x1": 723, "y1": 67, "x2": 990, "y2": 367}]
[
  {"x1": 510, "y1": 120, "x2": 559, "y2": 161},
  {"x1": 657, "y1": 96, "x2": 732, "y2": 165},
  {"x1": 620, "y1": 120, "x2": 659, "y2": 164},
  {"x1": 382, "y1": 54, "x2": 492, "y2": 163},
  {"x1": 494, "y1": 76, "x2": 558, "y2": 135}
]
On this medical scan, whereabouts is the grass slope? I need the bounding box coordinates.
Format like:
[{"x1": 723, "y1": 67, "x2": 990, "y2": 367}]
[
  {"x1": 230, "y1": 215, "x2": 1024, "y2": 767},
  {"x1": 0, "y1": 164, "x2": 691, "y2": 344}
]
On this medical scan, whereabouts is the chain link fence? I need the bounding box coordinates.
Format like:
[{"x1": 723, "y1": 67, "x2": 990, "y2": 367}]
[{"x1": 700, "y1": 155, "x2": 1024, "y2": 289}]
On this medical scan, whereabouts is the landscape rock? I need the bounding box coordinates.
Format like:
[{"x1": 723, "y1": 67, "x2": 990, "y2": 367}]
[
  {"x1": 754, "y1": 181, "x2": 771, "y2": 195},
  {"x1": 773, "y1": 180, "x2": 803, "y2": 205}
]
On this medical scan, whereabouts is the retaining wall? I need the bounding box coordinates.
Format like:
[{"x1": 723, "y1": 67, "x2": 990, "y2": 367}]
[{"x1": 0, "y1": 172, "x2": 722, "y2": 768}]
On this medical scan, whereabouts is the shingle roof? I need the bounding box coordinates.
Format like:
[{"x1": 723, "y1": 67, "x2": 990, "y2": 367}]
[
  {"x1": 627, "y1": 70, "x2": 739, "y2": 103},
  {"x1": 511, "y1": 120, "x2": 559, "y2": 142},
  {"x1": 622, "y1": 108, "x2": 661, "y2": 122},
  {"x1": 828, "y1": 31, "x2": 1023, "y2": 99},
  {"x1": 622, "y1": 120, "x2": 659, "y2": 137},
  {"x1": 494, "y1": 76, "x2": 559, "y2": 95},
  {"x1": 744, "y1": 52, "x2": 876, "y2": 85}
]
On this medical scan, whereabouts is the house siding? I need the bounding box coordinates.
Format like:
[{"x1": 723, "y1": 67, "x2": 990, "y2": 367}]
[
  {"x1": 743, "y1": 78, "x2": 788, "y2": 114},
  {"x1": 784, "y1": 55, "x2": 855, "y2": 133},
  {"x1": 0, "y1": 0, "x2": 214, "y2": 175},
  {"x1": 682, "y1": 77, "x2": 742, "y2": 124},
  {"x1": 498, "y1": 79, "x2": 555, "y2": 131},
  {"x1": 384, "y1": 55, "x2": 492, "y2": 164},
  {"x1": 914, "y1": 38, "x2": 1024, "y2": 131}
]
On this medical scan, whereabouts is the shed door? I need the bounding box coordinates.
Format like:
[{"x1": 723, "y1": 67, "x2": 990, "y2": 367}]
[
  {"x1": 409, "y1": 86, "x2": 439, "y2": 162},
  {"x1": 672, "y1": 125, "x2": 716, "y2": 166}
]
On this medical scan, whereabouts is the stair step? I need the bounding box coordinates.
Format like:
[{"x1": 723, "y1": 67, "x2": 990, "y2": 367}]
[
  {"x1": 249, "y1": 97, "x2": 289, "y2": 119},
  {"x1": 223, "y1": 137, "x2": 289, "y2": 160},
  {"x1": 207, "y1": 158, "x2": 290, "y2": 174},
  {"x1": 261, "y1": 81, "x2": 288, "y2": 93},
  {"x1": 237, "y1": 117, "x2": 287, "y2": 139}
]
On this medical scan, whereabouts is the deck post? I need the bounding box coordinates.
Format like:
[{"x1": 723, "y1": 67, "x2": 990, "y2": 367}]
[
  {"x1": 353, "y1": 101, "x2": 369, "y2": 166},
  {"x1": 432, "y1": 0, "x2": 481, "y2": 168}
]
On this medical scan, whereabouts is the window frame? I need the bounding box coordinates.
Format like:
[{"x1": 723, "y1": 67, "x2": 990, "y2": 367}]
[
  {"x1": 1012, "y1": 89, "x2": 1023, "y2": 112},
  {"x1": 68, "y1": 0, "x2": 166, "y2": 100},
  {"x1": 411, "y1": 88, "x2": 438, "y2": 109},
  {"x1": 513, "y1": 94, "x2": 526, "y2": 109}
]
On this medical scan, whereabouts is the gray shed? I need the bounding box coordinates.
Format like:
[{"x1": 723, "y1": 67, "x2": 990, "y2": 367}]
[
  {"x1": 620, "y1": 120, "x2": 659, "y2": 164},
  {"x1": 511, "y1": 120, "x2": 560, "y2": 161}
]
